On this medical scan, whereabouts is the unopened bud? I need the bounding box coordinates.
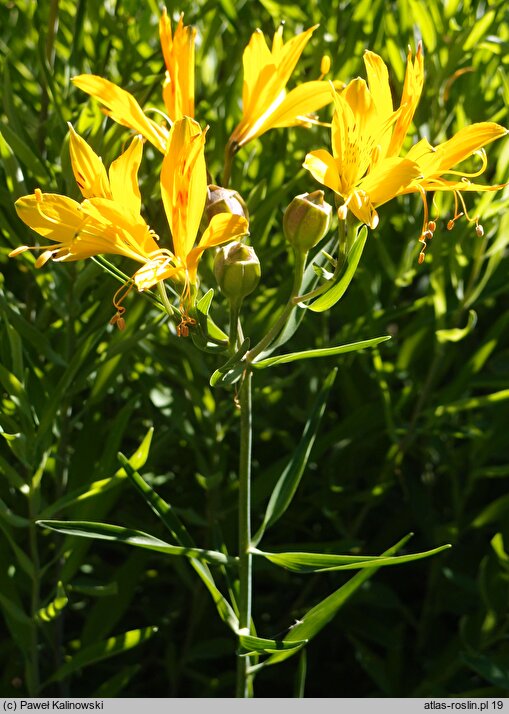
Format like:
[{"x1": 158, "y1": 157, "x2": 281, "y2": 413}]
[
  {"x1": 475, "y1": 223, "x2": 484, "y2": 237},
  {"x1": 206, "y1": 185, "x2": 249, "y2": 221},
  {"x1": 214, "y1": 242, "x2": 260, "y2": 302},
  {"x1": 320, "y1": 55, "x2": 331, "y2": 75},
  {"x1": 283, "y1": 190, "x2": 332, "y2": 253}
]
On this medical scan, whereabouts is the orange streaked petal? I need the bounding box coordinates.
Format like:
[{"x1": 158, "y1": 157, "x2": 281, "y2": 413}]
[{"x1": 161, "y1": 118, "x2": 207, "y2": 259}]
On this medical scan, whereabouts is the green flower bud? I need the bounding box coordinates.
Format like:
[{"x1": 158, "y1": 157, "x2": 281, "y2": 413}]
[
  {"x1": 283, "y1": 190, "x2": 332, "y2": 252},
  {"x1": 214, "y1": 242, "x2": 260, "y2": 302},
  {"x1": 206, "y1": 185, "x2": 249, "y2": 221}
]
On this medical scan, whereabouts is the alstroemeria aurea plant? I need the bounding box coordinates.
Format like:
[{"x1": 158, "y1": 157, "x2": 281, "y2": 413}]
[
  {"x1": 72, "y1": 9, "x2": 196, "y2": 154},
  {"x1": 10, "y1": 119, "x2": 248, "y2": 327},
  {"x1": 226, "y1": 24, "x2": 337, "y2": 152},
  {"x1": 304, "y1": 45, "x2": 508, "y2": 260}
]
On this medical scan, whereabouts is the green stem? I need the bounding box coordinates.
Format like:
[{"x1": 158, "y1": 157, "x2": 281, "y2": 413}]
[
  {"x1": 293, "y1": 218, "x2": 349, "y2": 304},
  {"x1": 236, "y1": 368, "x2": 253, "y2": 698},
  {"x1": 157, "y1": 281, "x2": 175, "y2": 319},
  {"x1": 247, "y1": 248, "x2": 306, "y2": 363},
  {"x1": 223, "y1": 140, "x2": 236, "y2": 188},
  {"x1": 27, "y1": 488, "x2": 41, "y2": 696},
  {"x1": 229, "y1": 299, "x2": 242, "y2": 353}
]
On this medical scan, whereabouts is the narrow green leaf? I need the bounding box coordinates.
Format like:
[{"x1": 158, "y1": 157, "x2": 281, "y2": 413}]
[
  {"x1": 263, "y1": 534, "x2": 414, "y2": 667},
  {"x1": 253, "y1": 369, "x2": 337, "y2": 545},
  {"x1": 117, "y1": 453, "x2": 193, "y2": 547},
  {"x1": 39, "y1": 429, "x2": 153, "y2": 520},
  {"x1": 0, "y1": 521, "x2": 35, "y2": 578},
  {"x1": 307, "y1": 226, "x2": 368, "y2": 312},
  {"x1": 463, "y1": 9, "x2": 495, "y2": 50},
  {"x1": 0, "y1": 121, "x2": 50, "y2": 179},
  {"x1": 436, "y1": 309, "x2": 477, "y2": 343},
  {"x1": 0, "y1": 498, "x2": 29, "y2": 527},
  {"x1": 0, "y1": 592, "x2": 31, "y2": 625},
  {"x1": 210, "y1": 337, "x2": 250, "y2": 386},
  {"x1": 461, "y1": 651, "x2": 509, "y2": 689},
  {"x1": 47, "y1": 627, "x2": 158, "y2": 683},
  {"x1": 472, "y1": 494, "x2": 509, "y2": 528},
  {"x1": 252, "y1": 544, "x2": 451, "y2": 573},
  {"x1": 36, "y1": 582, "x2": 68, "y2": 623},
  {"x1": 94, "y1": 665, "x2": 142, "y2": 698},
  {"x1": 253, "y1": 336, "x2": 390, "y2": 369},
  {"x1": 36, "y1": 520, "x2": 235, "y2": 566},
  {"x1": 238, "y1": 633, "x2": 307, "y2": 656},
  {"x1": 117, "y1": 456, "x2": 239, "y2": 633},
  {"x1": 435, "y1": 389, "x2": 509, "y2": 416}
]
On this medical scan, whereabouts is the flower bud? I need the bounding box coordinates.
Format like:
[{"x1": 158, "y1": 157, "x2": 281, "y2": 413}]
[
  {"x1": 283, "y1": 190, "x2": 332, "y2": 252},
  {"x1": 214, "y1": 242, "x2": 260, "y2": 302},
  {"x1": 206, "y1": 185, "x2": 249, "y2": 221}
]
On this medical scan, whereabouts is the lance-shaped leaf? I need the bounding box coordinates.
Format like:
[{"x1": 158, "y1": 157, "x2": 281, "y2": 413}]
[
  {"x1": 252, "y1": 543, "x2": 451, "y2": 573},
  {"x1": 46, "y1": 626, "x2": 157, "y2": 683},
  {"x1": 192, "y1": 288, "x2": 229, "y2": 352},
  {"x1": 253, "y1": 369, "x2": 337, "y2": 545},
  {"x1": 36, "y1": 520, "x2": 235, "y2": 567},
  {"x1": 210, "y1": 337, "x2": 250, "y2": 387},
  {"x1": 261, "y1": 534, "x2": 420, "y2": 666},
  {"x1": 306, "y1": 226, "x2": 368, "y2": 312},
  {"x1": 36, "y1": 581, "x2": 68, "y2": 623},
  {"x1": 117, "y1": 454, "x2": 239, "y2": 633},
  {"x1": 252, "y1": 336, "x2": 390, "y2": 369},
  {"x1": 238, "y1": 634, "x2": 307, "y2": 657},
  {"x1": 39, "y1": 428, "x2": 153, "y2": 520}
]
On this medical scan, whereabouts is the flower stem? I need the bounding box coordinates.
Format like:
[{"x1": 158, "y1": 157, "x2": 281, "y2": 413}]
[
  {"x1": 236, "y1": 368, "x2": 253, "y2": 698},
  {"x1": 27, "y1": 488, "x2": 41, "y2": 696},
  {"x1": 246, "y1": 248, "x2": 306, "y2": 363}
]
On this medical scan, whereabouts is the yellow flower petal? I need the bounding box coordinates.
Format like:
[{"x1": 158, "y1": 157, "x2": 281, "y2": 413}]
[
  {"x1": 72, "y1": 75, "x2": 169, "y2": 152},
  {"x1": 303, "y1": 149, "x2": 341, "y2": 193},
  {"x1": 268, "y1": 81, "x2": 338, "y2": 129},
  {"x1": 230, "y1": 24, "x2": 327, "y2": 148},
  {"x1": 15, "y1": 192, "x2": 84, "y2": 242},
  {"x1": 108, "y1": 135, "x2": 144, "y2": 215},
  {"x1": 161, "y1": 118, "x2": 207, "y2": 262},
  {"x1": 363, "y1": 51, "x2": 392, "y2": 122},
  {"x1": 425, "y1": 122, "x2": 508, "y2": 175},
  {"x1": 360, "y1": 157, "x2": 422, "y2": 206},
  {"x1": 186, "y1": 213, "x2": 249, "y2": 280},
  {"x1": 159, "y1": 10, "x2": 196, "y2": 120},
  {"x1": 387, "y1": 43, "x2": 424, "y2": 157},
  {"x1": 67, "y1": 124, "x2": 111, "y2": 199}
]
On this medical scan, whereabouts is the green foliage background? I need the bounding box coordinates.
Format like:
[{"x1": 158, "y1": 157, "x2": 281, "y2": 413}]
[{"x1": 1, "y1": 0, "x2": 509, "y2": 698}]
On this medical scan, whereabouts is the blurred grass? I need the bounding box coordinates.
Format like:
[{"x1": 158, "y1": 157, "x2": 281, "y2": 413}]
[{"x1": 1, "y1": 0, "x2": 509, "y2": 698}]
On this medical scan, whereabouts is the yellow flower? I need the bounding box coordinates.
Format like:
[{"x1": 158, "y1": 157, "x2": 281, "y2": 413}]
[
  {"x1": 11, "y1": 127, "x2": 160, "y2": 271},
  {"x1": 303, "y1": 61, "x2": 423, "y2": 228},
  {"x1": 159, "y1": 8, "x2": 195, "y2": 121},
  {"x1": 304, "y1": 45, "x2": 508, "y2": 258},
  {"x1": 10, "y1": 121, "x2": 249, "y2": 325},
  {"x1": 227, "y1": 24, "x2": 337, "y2": 151},
  {"x1": 72, "y1": 9, "x2": 196, "y2": 153},
  {"x1": 133, "y1": 117, "x2": 249, "y2": 292}
]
